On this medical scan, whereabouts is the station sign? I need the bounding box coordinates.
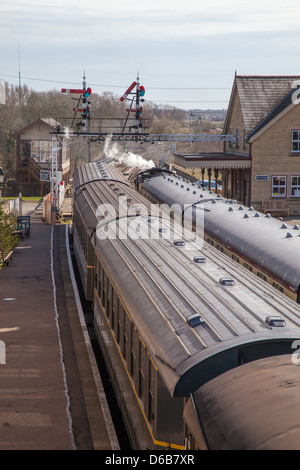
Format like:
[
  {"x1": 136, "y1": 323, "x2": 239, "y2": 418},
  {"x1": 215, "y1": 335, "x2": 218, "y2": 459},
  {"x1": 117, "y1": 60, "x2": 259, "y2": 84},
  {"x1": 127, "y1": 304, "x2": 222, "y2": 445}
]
[
  {"x1": 40, "y1": 170, "x2": 51, "y2": 182},
  {"x1": 255, "y1": 175, "x2": 269, "y2": 181}
]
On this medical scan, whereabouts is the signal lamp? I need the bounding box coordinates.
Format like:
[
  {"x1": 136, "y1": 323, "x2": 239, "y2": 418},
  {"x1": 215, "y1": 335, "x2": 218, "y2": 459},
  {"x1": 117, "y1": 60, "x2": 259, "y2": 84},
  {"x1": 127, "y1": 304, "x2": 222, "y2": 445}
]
[{"x1": 83, "y1": 87, "x2": 92, "y2": 98}]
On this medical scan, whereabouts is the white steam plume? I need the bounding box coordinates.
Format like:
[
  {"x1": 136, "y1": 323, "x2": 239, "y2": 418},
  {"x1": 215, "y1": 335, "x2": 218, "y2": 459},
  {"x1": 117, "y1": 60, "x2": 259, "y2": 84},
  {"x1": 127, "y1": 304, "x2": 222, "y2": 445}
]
[{"x1": 104, "y1": 134, "x2": 154, "y2": 170}]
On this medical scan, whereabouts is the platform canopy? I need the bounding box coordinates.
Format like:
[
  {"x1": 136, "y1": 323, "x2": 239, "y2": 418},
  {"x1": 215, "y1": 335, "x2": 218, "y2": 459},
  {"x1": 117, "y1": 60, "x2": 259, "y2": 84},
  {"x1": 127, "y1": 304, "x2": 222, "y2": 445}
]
[{"x1": 174, "y1": 153, "x2": 252, "y2": 170}]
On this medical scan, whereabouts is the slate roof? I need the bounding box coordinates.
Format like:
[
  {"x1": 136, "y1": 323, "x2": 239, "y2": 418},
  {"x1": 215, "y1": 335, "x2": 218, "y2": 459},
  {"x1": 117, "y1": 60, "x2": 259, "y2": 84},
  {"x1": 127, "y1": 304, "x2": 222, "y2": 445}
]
[
  {"x1": 224, "y1": 75, "x2": 300, "y2": 135},
  {"x1": 247, "y1": 86, "x2": 300, "y2": 140},
  {"x1": 13, "y1": 117, "x2": 61, "y2": 136}
]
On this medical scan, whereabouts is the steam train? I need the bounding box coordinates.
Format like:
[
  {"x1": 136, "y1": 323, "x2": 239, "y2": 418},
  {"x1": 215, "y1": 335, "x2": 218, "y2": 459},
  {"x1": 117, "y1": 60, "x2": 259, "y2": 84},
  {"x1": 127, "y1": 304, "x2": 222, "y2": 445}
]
[{"x1": 72, "y1": 160, "x2": 300, "y2": 450}]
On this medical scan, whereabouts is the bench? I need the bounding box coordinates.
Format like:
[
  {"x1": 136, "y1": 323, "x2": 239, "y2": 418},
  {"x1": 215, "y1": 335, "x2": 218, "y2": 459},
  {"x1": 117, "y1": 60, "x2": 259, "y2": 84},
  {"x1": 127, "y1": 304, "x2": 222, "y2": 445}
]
[{"x1": 262, "y1": 200, "x2": 289, "y2": 216}]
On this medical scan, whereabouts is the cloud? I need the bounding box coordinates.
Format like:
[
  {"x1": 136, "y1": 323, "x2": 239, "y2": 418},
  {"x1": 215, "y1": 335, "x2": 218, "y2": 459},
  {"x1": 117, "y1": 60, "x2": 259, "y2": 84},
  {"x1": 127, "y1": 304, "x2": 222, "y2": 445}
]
[
  {"x1": 2, "y1": 0, "x2": 300, "y2": 109},
  {"x1": 2, "y1": 0, "x2": 300, "y2": 47}
]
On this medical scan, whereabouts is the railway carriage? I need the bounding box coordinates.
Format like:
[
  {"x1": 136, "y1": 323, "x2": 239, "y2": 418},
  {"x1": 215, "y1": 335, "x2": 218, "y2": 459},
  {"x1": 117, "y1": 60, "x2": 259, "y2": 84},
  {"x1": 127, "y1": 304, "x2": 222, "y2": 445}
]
[
  {"x1": 140, "y1": 172, "x2": 300, "y2": 303},
  {"x1": 72, "y1": 160, "x2": 300, "y2": 450}
]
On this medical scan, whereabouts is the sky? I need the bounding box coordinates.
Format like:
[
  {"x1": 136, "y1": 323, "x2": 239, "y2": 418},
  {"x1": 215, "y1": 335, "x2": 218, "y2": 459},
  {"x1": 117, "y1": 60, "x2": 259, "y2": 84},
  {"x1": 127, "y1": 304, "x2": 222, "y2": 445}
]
[{"x1": 1, "y1": 0, "x2": 300, "y2": 110}]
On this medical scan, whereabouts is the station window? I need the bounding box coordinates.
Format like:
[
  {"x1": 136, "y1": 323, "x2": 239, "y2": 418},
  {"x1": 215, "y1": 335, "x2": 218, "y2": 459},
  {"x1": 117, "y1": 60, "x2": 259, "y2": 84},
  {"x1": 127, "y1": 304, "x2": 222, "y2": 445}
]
[
  {"x1": 31, "y1": 140, "x2": 52, "y2": 162},
  {"x1": 291, "y1": 130, "x2": 300, "y2": 152},
  {"x1": 236, "y1": 128, "x2": 239, "y2": 147},
  {"x1": 272, "y1": 176, "x2": 286, "y2": 197},
  {"x1": 243, "y1": 129, "x2": 247, "y2": 149},
  {"x1": 291, "y1": 176, "x2": 300, "y2": 197}
]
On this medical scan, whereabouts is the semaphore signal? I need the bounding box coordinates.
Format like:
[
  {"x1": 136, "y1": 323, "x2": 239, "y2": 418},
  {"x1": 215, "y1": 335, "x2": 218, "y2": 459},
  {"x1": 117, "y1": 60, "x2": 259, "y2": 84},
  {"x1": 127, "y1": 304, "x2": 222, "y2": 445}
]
[
  {"x1": 61, "y1": 75, "x2": 92, "y2": 132},
  {"x1": 54, "y1": 72, "x2": 235, "y2": 145},
  {"x1": 120, "y1": 75, "x2": 146, "y2": 134},
  {"x1": 120, "y1": 81, "x2": 137, "y2": 102}
]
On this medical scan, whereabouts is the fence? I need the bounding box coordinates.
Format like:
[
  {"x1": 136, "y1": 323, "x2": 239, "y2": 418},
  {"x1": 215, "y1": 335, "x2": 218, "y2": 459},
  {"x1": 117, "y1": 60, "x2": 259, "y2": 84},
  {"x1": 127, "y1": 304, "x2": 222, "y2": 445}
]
[{"x1": 2, "y1": 181, "x2": 50, "y2": 198}]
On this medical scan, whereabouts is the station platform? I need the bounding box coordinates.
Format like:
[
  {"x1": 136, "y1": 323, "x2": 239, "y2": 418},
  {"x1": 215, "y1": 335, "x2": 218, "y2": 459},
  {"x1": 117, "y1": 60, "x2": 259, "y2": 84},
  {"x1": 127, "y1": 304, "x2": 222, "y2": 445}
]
[{"x1": 0, "y1": 203, "x2": 119, "y2": 450}]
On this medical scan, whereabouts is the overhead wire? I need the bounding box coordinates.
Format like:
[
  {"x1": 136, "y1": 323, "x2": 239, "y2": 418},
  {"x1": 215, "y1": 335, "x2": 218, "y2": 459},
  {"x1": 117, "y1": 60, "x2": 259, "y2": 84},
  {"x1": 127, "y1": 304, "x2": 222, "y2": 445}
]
[
  {"x1": 0, "y1": 73, "x2": 230, "y2": 91},
  {"x1": 0, "y1": 73, "x2": 230, "y2": 104}
]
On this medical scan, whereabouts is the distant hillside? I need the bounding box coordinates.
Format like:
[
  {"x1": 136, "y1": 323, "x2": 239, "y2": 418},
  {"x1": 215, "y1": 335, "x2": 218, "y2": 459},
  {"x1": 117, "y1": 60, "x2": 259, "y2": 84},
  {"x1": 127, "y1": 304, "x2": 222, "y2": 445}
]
[{"x1": 185, "y1": 109, "x2": 227, "y2": 122}]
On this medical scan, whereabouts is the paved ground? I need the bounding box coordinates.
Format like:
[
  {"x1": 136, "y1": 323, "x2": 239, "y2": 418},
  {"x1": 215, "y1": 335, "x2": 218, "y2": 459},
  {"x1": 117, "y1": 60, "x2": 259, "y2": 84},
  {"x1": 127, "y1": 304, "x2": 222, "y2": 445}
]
[{"x1": 0, "y1": 203, "x2": 117, "y2": 450}]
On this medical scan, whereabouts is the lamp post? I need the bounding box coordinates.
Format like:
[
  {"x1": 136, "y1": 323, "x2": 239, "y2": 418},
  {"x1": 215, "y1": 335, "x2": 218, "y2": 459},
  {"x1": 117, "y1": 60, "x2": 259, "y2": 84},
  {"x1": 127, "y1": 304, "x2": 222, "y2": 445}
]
[{"x1": 0, "y1": 168, "x2": 5, "y2": 201}]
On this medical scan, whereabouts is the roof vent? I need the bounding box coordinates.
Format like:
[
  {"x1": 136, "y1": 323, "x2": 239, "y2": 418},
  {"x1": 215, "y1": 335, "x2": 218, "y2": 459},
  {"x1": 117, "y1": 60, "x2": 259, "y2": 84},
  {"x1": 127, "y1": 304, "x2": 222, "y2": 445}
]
[
  {"x1": 217, "y1": 194, "x2": 221, "y2": 198},
  {"x1": 243, "y1": 213, "x2": 249, "y2": 218},
  {"x1": 187, "y1": 314, "x2": 203, "y2": 328},
  {"x1": 193, "y1": 256, "x2": 206, "y2": 263},
  {"x1": 294, "y1": 225, "x2": 300, "y2": 230},
  {"x1": 176, "y1": 182, "x2": 179, "y2": 185},
  {"x1": 286, "y1": 232, "x2": 293, "y2": 238},
  {"x1": 228, "y1": 207, "x2": 233, "y2": 211},
  {"x1": 181, "y1": 185, "x2": 184, "y2": 188},
  {"x1": 248, "y1": 207, "x2": 254, "y2": 211},
  {"x1": 200, "y1": 194, "x2": 204, "y2": 198},
  {"x1": 265, "y1": 213, "x2": 271, "y2": 218},
  {"x1": 266, "y1": 316, "x2": 286, "y2": 327},
  {"x1": 174, "y1": 239, "x2": 185, "y2": 246},
  {"x1": 186, "y1": 187, "x2": 190, "y2": 191},
  {"x1": 219, "y1": 278, "x2": 235, "y2": 286},
  {"x1": 212, "y1": 199, "x2": 216, "y2": 204},
  {"x1": 238, "y1": 206, "x2": 244, "y2": 210},
  {"x1": 254, "y1": 212, "x2": 260, "y2": 217},
  {"x1": 193, "y1": 190, "x2": 197, "y2": 194},
  {"x1": 280, "y1": 223, "x2": 288, "y2": 229}
]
